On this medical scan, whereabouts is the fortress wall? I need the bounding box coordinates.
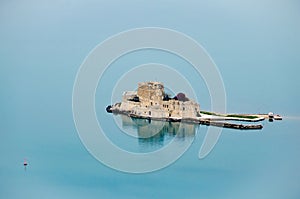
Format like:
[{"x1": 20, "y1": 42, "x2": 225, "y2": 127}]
[
  {"x1": 116, "y1": 82, "x2": 201, "y2": 119},
  {"x1": 122, "y1": 91, "x2": 138, "y2": 101}
]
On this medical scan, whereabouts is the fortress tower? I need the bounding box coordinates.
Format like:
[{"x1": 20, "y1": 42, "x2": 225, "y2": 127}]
[{"x1": 137, "y1": 82, "x2": 164, "y2": 102}]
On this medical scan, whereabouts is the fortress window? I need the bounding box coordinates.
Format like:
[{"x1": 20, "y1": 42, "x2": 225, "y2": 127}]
[{"x1": 128, "y1": 96, "x2": 140, "y2": 102}]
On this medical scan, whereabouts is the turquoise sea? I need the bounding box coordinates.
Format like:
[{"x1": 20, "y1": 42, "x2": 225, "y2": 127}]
[{"x1": 1, "y1": 1, "x2": 300, "y2": 198}]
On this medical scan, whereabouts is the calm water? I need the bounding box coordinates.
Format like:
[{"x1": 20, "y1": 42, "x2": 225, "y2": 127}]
[{"x1": 1, "y1": 1, "x2": 300, "y2": 199}]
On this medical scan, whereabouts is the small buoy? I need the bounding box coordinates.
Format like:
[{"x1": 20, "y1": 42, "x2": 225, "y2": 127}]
[{"x1": 23, "y1": 159, "x2": 28, "y2": 167}]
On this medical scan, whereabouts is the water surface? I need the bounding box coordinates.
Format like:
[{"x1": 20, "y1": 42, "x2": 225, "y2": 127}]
[{"x1": 1, "y1": 1, "x2": 300, "y2": 198}]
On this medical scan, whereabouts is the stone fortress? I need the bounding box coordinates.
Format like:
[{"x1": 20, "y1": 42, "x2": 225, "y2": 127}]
[
  {"x1": 110, "y1": 81, "x2": 201, "y2": 119},
  {"x1": 107, "y1": 81, "x2": 279, "y2": 129}
]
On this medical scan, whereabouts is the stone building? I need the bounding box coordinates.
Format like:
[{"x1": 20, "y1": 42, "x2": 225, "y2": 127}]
[{"x1": 113, "y1": 81, "x2": 201, "y2": 119}]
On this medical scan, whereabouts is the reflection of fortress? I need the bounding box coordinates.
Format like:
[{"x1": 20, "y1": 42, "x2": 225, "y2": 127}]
[
  {"x1": 121, "y1": 115, "x2": 197, "y2": 144},
  {"x1": 110, "y1": 82, "x2": 201, "y2": 119}
]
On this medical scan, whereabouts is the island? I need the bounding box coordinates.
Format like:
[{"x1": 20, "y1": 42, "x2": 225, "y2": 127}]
[{"x1": 106, "y1": 81, "x2": 282, "y2": 130}]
